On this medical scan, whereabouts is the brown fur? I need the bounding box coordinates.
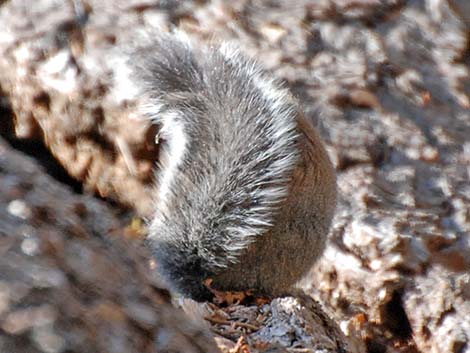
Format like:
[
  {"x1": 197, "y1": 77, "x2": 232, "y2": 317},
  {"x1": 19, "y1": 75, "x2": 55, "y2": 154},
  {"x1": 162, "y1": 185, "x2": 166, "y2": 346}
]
[
  {"x1": 212, "y1": 113, "x2": 337, "y2": 295},
  {"x1": 128, "y1": 33, "x2": 337, "y2": 300}
]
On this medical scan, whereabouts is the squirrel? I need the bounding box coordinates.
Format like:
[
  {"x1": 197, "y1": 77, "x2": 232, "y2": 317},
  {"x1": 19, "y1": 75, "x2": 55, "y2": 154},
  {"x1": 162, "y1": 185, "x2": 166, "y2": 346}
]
[{"x1": 125, "y1": 32, "x2": 337, "y2": 302}]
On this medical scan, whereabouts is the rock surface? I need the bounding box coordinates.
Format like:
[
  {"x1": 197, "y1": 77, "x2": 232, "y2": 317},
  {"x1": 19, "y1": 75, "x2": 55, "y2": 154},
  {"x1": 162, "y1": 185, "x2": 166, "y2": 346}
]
[
  {"x1": 184, "y1": 293, "x2": 364, "y2": 353},
  {"x1": 0, "y1": 0, "x2": 469, "y2": 353},
  {"x1": 0, "y1": 0, "x2": 159, "y2": 216},
  {"x1": 0, "y1": 136, "x2": 219, "y2": 353}
]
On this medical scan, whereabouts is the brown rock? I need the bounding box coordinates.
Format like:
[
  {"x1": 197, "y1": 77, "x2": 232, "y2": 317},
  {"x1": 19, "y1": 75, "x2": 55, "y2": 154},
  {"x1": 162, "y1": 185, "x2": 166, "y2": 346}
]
[{"x1": 0, "y1": 136, "x2": 219, "y2": 353}]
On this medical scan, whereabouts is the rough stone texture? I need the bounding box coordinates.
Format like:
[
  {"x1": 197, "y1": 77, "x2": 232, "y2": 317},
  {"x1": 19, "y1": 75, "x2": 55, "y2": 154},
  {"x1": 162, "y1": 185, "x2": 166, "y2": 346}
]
[
  {"x1": 0, "y1": 0, "x2": 469, "y2": 353},
  {"x1": 251, "y1": 295, "x2": 361, "y2": 352},
  {"x1": 0, "y1": 136, "x2": 219, "y2": 353},
  {"x1": 183, "y1": 294, "x2": 364, "y2": 353},
  {"x1": 0, "y1": 0, "x2": 160, "y2": 216}
]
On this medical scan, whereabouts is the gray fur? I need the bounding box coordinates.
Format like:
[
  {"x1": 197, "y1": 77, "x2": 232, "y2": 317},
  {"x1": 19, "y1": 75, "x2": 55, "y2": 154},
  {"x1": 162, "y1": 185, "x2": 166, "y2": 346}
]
[{"x1": 126, "y1": 32, "x2": 335, "y2": 301}]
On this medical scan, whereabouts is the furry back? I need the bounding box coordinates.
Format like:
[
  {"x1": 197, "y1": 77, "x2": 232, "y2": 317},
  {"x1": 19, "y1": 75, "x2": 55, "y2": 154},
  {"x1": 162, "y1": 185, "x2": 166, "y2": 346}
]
[{"x1": 127, "y1": 33, "x2": 301, "y2": 300}]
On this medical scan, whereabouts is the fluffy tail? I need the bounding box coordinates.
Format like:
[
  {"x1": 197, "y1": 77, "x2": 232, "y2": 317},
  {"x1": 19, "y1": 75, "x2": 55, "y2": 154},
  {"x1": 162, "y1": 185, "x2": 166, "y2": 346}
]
[{"x1": 127, "y1": 32, "x2": 300, "y2": 300}]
